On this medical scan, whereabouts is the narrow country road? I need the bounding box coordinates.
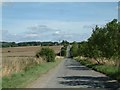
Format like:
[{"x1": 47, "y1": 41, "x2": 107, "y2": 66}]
[{"x1": 27, "y1": 58, "x2": 120, "y2": 89}]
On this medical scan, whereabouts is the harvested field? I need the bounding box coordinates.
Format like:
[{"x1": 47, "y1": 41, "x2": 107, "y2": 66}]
[
  {"x1": 2, "y1": 46, "x2": 62, "y2": 57},
  {"x1": 1, "y1": 45, "x2": 62, "y2": 76}
]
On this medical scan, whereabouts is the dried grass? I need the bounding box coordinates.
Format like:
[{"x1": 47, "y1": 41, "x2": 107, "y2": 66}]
[
  {"x1": 75, "y1": 56, "x2": 116, "y2": 66},
  {"x1": 2, "y1": 57, "x2": 43, "y2": 76},
  {"x1": 2, "y1": 46, "x2": 62, "y2": 77}
]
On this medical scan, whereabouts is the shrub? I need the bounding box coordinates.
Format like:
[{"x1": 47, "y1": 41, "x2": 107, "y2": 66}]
[
  {"x1": 70, "y1": 42, "x2": 78, "y2": 57},
  {"x1": 60, "y1": 47, "x2": 66, "y2": 56},
  {"x1": 36, "y1": 48, "x2": 55, "y2": 62}
]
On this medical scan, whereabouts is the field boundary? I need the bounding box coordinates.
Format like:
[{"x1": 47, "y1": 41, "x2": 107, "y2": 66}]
[{"x1": 2, "y1": 58, "x2": 63, "y2": 88}]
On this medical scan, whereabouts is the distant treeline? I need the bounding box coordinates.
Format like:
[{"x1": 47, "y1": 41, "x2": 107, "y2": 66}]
[{"x1": 0, "y1": 40, "x2": 70, "y2": 48}]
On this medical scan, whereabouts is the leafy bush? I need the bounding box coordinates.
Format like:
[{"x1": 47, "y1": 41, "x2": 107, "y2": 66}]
[
  {"x1": 60, "y1": 47, "x2": 66, "y2": 56},
  {"x1": 36, "y1": 48, "x2": 55, "y2": 62},
  {"x1": 70, "y1": 42, "x2": 78, "y2": 57}
]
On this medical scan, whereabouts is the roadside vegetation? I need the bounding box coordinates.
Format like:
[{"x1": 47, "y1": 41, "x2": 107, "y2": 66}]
[
  {"x1": 2, "y1": 47, "x2": 63, "y2": 88},
  {"x1": 36, "y1": 48, "x2": 55, "y2": 62},
  {"x1": 75, "y1": 57, "x2": 120, "y2": 81},
  {"x1": 57, "y1": 40, "x2": 69, "y2": 57},
  {"x1": 2, "y1": 59, "x2": 62, "y2": 88},
  {"x1": 2, "y1": 57, "x2": 43, "y2": 76},
  {"x1": 60, "y1": 46, "x2": 67, "y2": 56},
  {"x1": 70, "y1": 19, "x2": 120, "y2": 81}
]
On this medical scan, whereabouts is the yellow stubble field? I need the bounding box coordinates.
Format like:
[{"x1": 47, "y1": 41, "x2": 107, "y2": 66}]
[
  {"x1": 1, "y1": 46, "x2": 62, "y2": 76},
  {"x1": 2, "y1": 46, "x2": 62, "y2": 57}
]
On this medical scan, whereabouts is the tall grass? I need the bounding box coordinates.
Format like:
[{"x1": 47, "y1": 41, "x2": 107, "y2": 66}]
[
  {"x1": 74, "y1": 57, "x2": 120, "y2": 82},
  {"x1": 2, "y1": 58, "x2": 62, "y2": 88},
  {"x1": 2, "y1": 46, "x2": 63, "y2": 88},
  {"x1": 2, "y1": 57, "x2": 43, "y2": 76}
]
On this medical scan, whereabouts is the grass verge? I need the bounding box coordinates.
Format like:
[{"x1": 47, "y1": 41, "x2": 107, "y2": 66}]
[
  {"x1": 2, "y1": 59, "x2": 62, "y2": 88},
  {"x1": 74, "y1": 57, "x2": 120, "y2": 82},
  {"x1": 0, "y1": 78, "x2": 2, "y2": 90}
]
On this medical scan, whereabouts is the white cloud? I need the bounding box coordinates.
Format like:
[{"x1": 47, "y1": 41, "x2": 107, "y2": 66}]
[
  {"x1": 2, "y1": 20, "x2": 107, "y2": 42},
  {"x1": 25, "y1": 34, "x2": 38, "y2": 37},
  {"x1": 26, "y1": 24, "x2": 61, "y2": 34},
  {"x1": 2, "y1": 30, "x2": 19, "y2": 41},
  {"x1": 55, "y1": 31, "x2": 60, "y2": 34}
]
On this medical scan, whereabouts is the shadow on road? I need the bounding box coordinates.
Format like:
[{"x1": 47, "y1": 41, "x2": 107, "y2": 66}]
[
  {"x1": 58, "y1": 76, "x2": 120, "y2": 90},
  {"x1": 65, "y1": 59, "x2": 91, "y2": 70},
  {"x1": 59, "y1": 59, "x2": 120, "y2": 89},
  {"x1": 67, "y1": 66, "x2": 91, "y2": 70}
]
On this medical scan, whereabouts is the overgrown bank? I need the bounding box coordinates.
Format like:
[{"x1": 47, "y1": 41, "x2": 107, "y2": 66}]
[
  {"x1": 70, "y1": 19, "x2": 120, "y2": 66},
  {"x1": 74, "y1": 57, "x2": 120, "y2": 82},
  {"x1": 70, "y1": 19, "x2": 120, "y2": 82},
  {"x1": 2, "y1": 47, "x2": 63, "y2": 88},
  {"x1": 2, "y1": 58, "x2": 62, "y2": 88}
]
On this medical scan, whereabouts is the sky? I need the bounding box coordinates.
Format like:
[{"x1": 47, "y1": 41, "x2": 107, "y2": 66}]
[
  {"x1": 1, "y1": 2, "x2": 118, "y2": 42},
  {"x1": 2, "y1": 0, "x2": 120, "y2": 2}
]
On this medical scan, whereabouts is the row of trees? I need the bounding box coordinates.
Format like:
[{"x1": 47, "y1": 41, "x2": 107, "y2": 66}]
[
  {"x1": 70, "y1": 19, "x2": 120, "y2": 66},
  {"x1": 1, "y1": 41, "x2": 69, "y2": 48}
]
